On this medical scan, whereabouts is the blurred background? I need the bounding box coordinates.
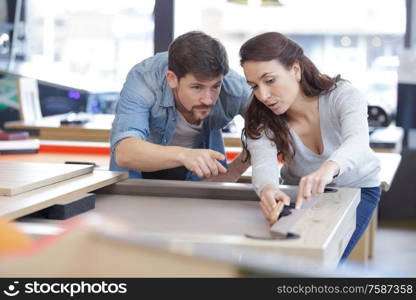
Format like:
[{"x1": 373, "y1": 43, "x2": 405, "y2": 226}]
[
  {"x1": 0, "y1": 0, "x2": 416, "y2": 276},
  {"x1": 0, "y1": 0, "x2": 406, "y2": 123}
]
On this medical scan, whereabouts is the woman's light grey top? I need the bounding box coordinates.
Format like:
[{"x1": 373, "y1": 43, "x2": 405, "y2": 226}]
[{"x1": 247, "y1": 81, "x2": 381, "y2": 195}]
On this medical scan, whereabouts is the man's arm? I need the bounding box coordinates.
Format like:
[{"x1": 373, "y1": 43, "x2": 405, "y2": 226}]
[
  {"x1": 115, "y1": 137, "x2": 228, "y2": 178},
  {"x1": 202, "y1": 151, "x2": 250, "y2": 182}
]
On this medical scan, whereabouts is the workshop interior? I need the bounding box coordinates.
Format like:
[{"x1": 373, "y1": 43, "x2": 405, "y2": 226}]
[{"x1": 0, "y1": 0, "x2": 415, "y2": 279}]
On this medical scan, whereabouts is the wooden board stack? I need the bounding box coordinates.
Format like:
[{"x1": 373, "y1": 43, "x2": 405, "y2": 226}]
[{"x1": 0, "y1": 162, "x2": 128, "y2": 220}]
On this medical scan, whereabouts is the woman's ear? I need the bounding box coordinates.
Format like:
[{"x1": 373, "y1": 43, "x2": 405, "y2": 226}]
[
  {"x1": 166, "y1": 70, "x2": 179, "y2": 89},
  {"x1": 291, "y1": 62, "x2": 301, "y2": 82}
]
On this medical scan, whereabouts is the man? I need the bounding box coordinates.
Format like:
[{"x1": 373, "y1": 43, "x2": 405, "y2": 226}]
[{"x1": 110, "y1": 31, "x2": 251, "y2": 181}]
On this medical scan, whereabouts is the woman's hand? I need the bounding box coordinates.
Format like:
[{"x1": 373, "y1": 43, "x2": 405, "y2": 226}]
[
  {"x1": 259, "y1": 184, "x2": 291, "y2": 225},
  {"x1": 295, "y1": 160, "x2": 340, "y2": 209}
]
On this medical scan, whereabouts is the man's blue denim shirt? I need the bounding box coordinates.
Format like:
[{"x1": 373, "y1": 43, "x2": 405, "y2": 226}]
[{"x1": 109, "y1": 52, "x2": 251, "y2": 180}]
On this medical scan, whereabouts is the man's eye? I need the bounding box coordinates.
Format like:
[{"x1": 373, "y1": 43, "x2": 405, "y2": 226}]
[{"x1": 192, "y1": 86, "x2": 201, "y2": 90}]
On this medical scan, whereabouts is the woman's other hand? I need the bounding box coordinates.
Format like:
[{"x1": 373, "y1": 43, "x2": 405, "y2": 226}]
[
  {"x1": 295, "y1": 160, "x2": 340, "y2": 209},
  {"x1": 259, "y1": 184, "x2": 291, "y2": 224}
]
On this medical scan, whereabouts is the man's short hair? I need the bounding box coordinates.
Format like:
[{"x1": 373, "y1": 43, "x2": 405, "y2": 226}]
[{"x1": 168, "y1": 31, "x2": 229, "y2": 80}]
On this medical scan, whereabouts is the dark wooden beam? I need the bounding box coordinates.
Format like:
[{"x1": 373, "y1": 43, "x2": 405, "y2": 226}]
[{"x1": 154, "y1": 0, "x2": 174, "y2": 54}]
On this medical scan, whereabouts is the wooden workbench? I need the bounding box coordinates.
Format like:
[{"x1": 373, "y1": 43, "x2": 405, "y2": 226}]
[
  {"x1": 2, "y1": 176, "x2": 360, "y2": 273},
  {"x1": 0, "y1": 161, "x2": 127, "y2": 220},
  {"x1": 0, "y1": 141, "x2": 400, "y2": 267},
  {"x1": 89, "y1": 179, "x2": 360, "y2": 269}
]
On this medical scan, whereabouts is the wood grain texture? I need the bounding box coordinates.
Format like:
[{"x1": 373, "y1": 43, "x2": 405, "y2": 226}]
[
  {"x1": 0, "y1": 170, "x2": 128, "y2": 220},
  {"x1": 269, "y1": 196, "x2": 318, "y2": 238},
  {"x1": 0, "y1": 162, "x2": 94, "y2": 196}
]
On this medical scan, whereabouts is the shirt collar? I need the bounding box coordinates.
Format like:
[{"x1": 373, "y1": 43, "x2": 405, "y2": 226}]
[{"x1": 160, "y1": 75, "x2": 176, "y2": 108}]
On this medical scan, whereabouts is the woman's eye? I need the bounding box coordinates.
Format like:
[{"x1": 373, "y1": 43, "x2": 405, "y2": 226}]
[
  {"x1": 250, "y1": 85, "x2": 258, "y2": 90},
  {"x1": 266, "y1": 78, "x2": 275, "y2": 84}
]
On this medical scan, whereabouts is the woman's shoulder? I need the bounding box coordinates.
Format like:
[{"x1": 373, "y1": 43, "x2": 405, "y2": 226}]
[
  {"x1": 326, "y1": 80, "x2": 359, "y2": 96},
  {"x1": 324, "y1": 80, "x2": 367, "y2": 107},
  {"x1": 246, "y1": 129, "x2": 277, "y2": 148}
]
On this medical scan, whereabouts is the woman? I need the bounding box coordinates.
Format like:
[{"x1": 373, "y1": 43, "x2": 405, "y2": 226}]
[{"x1": 239, "y1": 32, "x2": 381, "y2": 262}]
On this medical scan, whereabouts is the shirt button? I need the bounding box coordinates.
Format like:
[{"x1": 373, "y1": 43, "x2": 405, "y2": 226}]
[{"x1": 172, "y1": 118, "x2": 176, "y2": 121}]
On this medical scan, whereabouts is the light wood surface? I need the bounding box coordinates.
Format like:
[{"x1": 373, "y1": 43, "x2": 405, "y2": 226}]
[
  {"x1": 236, "y1": 153, "x2": 400, "y2": 263},
  {"x1": 0, "y1": 152, "x2": 110, "y2": 167},
  {"x1": 4, "y1": 114, "x2": 113, "y2": 142},
  {"x1": 93, "y1": 180, "x2": 360, "y2": 269},
  {"x1": 0, "y1": 170, "x2": 128, "y2": 220},
  {"x1": 0, "y1": 162, "x2": 93, "y2": 196},
  {"x1": 269, "y1": 195, "x2": 317, "y2": 238},
  {"x1": 353, "y1": 229, "x2": 370, "y2": 262},
  {"x1": 349, "y1": 207, "x2": 378, "y2": 264},
  {"x1": 375, "y1": 153, "x2": 401, "y2": 192},
  {"x1": 2, "y1": 179, "x2": 359, "y2": 274}
]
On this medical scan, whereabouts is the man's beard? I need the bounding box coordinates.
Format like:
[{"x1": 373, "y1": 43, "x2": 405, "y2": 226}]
[
  {"x1": 174, "y1": 89, "x2": 213, "y2": 122},
  {"x1": 191, "y1": 104, "x2": 213, "y2": 113},
  {"x1": 190, "y1": 105, "x2": 213, "y2": 120}
]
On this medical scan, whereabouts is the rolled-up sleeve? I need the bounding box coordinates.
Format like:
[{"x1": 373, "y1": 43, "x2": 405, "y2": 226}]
[
  {"x1": 247, "y1": 133, "x2": 280, "y2": 196},
  {"x1": 110, "y1": 68, "x2": 154, "y2": 152}
]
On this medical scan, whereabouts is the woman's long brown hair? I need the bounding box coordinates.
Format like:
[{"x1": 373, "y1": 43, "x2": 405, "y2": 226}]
[{"x1": 239, "y1": 32, "x2": 342, "y2": 163}]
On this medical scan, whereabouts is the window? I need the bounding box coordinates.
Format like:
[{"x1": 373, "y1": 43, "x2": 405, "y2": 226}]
[
  {"x1": 175, "y1": 0, "x2": 406, "y2": 112},
  {"x1": 22, "y1": 0, "x2": 155, "y2": 91}
]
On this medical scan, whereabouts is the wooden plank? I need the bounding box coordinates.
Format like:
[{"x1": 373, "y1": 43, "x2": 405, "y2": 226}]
[
  {"x1": 376, "y1": 153, "x2": 401, "y2": 192},
  {"x1": 0, "y1": 162, "x2": 93, "y2": 196},
  {"x1": 40, "y1": 128, "x2": 109, "y2": 142},
  {"x1": 0, "y1": 152, "x2": 110, "y2": 167},
  {"x1": 349, "y1": 226, "x2": 370, "y2": 264},
  {"x1": 223, "y1": 136, "x2": 242, "y2": 147},
  {"x1": 269, "y1": 196, "x2": 318, "y2": 238},
  {"x1": 237, "y1": 153, "x2": 401, "y2": 263},
  {"x1": 369, "y1": 207, "x2": 378, "y2": 258},
  {"x1": 348, "y1": 206, "x2": 378, "y2": 264},
  {"x1": 0, "y1": 170, "x2": 128, "y2": 220}
]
